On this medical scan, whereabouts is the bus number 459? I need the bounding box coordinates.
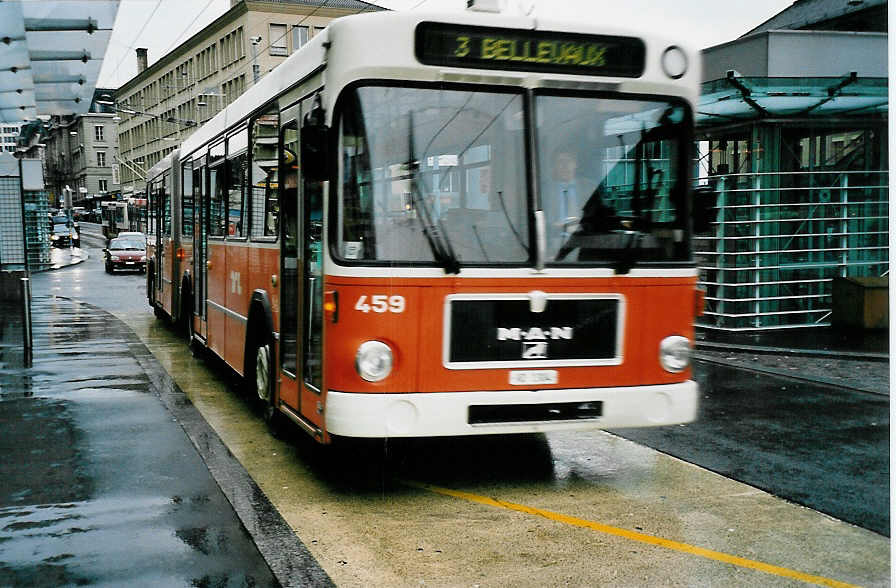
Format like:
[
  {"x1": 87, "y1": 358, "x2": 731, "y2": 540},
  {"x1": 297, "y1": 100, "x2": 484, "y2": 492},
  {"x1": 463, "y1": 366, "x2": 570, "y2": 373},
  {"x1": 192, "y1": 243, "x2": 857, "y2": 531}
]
[{"x1": 354, "y1": 295, "x2": 406, "y2": 314}]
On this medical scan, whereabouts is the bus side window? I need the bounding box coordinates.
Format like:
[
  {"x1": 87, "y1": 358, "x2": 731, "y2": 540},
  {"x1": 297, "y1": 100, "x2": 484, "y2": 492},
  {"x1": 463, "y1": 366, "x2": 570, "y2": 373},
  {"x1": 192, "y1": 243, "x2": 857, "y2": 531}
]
[
  {"x1": 250, "y1": 108, "x2": 280, "y2": 239},
  {"x1": 182, "y1": 159, "x2": 194, "y2": 237},
  {"x1": 208, "y1": 141, "x2": 226, "y2": 237},
  {"x1": 227, "y1": 128, "x2": 248, "y2": 238}
]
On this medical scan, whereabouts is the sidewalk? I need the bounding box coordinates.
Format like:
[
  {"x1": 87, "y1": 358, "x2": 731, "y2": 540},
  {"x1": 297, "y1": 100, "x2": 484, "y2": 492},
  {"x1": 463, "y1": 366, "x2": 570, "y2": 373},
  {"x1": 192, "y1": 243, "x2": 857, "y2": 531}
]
[
  {"x1": 0, "y1": 295, "x2": 331, "y2": 587},
  {"x1": 695, "y1": 326, "x2": 889, "y2": 395}
]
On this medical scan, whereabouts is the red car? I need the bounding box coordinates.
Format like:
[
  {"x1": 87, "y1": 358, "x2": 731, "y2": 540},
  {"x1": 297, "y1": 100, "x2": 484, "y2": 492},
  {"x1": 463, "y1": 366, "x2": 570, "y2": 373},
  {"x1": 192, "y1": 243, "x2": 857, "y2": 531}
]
[{"x1": 104, "y1": 236, "x2": 146, "y2": 273}]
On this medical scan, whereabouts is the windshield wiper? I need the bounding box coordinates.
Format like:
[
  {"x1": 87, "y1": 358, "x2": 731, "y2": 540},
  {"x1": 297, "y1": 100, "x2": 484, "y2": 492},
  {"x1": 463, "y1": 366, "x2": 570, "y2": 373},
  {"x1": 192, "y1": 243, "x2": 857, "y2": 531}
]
[{"x1": 407, "y1": 111, "x2": 460, "y2": 274}]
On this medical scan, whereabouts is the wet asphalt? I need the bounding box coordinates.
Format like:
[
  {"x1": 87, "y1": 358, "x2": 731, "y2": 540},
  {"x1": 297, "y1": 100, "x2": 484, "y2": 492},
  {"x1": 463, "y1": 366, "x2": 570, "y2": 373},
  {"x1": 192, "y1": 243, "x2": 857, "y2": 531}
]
[
  {"x1": 0, "y1": 239, "x2": 330, "y2": 586},
  {"x1": 610, "y1": 361, "x2": 890, "y2": 536}
]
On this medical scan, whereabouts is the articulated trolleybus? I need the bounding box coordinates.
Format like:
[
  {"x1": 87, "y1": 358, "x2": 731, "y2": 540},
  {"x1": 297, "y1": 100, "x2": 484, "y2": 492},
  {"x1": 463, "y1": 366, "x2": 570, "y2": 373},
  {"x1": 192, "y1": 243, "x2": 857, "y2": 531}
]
[{"x1": 146, "y1": 6, "x2": 705, "y2": 445}]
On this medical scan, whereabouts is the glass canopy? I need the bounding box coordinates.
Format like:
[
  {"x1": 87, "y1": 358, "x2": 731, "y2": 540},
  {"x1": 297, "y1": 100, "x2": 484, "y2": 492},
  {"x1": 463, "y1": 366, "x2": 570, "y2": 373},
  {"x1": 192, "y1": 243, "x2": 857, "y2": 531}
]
[
  {"x1": 697, "y1": 75, "x2": 887, "y2": 126},
  {"x1": 0, "y1": 1, "x2": 119, "y2": 122}
]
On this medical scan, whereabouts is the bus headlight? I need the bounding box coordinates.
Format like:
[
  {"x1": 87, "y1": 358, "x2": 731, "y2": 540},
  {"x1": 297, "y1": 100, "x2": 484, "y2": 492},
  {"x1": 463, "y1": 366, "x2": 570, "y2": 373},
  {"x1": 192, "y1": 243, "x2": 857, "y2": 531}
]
[
  {"x1": 355, "y1": 340, "x2": 393, "y2": 382},
  {"x1": 659, "y1": 335, "x2": 691, "y2": 373}
]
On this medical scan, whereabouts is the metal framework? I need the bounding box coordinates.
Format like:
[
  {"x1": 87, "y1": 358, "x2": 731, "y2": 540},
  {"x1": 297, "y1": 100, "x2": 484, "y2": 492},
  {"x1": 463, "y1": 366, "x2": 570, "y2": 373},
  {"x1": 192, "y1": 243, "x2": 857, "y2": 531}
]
[{"x1": 695, "y1": 169, "x2": 888, "y2": 330}]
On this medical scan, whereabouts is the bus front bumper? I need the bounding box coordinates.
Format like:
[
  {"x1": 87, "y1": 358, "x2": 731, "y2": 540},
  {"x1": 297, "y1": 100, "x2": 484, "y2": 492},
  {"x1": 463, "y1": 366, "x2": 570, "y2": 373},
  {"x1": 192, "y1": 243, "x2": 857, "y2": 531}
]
[{"x1": 325, "y1": 381, "x2": 697, "y2": 438}]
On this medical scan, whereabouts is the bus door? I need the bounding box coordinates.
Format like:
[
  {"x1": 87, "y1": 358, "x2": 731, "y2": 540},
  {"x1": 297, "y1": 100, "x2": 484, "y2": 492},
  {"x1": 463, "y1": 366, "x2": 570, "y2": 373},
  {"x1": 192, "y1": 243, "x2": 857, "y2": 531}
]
[
  {"x1": 193, "y1": 155, "x2": 208, "y2": 341},
  {"x1": 278, "y1": 121, "x2": 300, "y2": 413},
  {"x1": 300, "y1": 95, "x2": 325, "y2": 397},
  {"x1": 155, "y1": 171, "x2": 174, "y2": 315}
]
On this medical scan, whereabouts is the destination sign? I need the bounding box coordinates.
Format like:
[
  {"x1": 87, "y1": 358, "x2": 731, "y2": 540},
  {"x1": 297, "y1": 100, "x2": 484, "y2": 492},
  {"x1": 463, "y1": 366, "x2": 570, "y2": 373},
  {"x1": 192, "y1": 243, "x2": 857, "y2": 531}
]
[{"x1": 415, "y1": 22, "x2": 645, "y2": 78}]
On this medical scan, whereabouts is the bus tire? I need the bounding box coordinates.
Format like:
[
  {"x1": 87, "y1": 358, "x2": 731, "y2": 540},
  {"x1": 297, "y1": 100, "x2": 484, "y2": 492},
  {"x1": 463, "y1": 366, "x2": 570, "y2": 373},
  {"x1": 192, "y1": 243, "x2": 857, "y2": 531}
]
[{"x1": 247, "y1": 330, "x2": 285, "y2": 438}]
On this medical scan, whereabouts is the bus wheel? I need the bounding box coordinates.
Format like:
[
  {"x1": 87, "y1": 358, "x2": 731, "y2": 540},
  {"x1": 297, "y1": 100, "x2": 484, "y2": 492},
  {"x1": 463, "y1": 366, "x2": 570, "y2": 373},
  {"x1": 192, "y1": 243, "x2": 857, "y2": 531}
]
[{"x1": 251, "y1": 337, "x2": 285, "y2": 437}]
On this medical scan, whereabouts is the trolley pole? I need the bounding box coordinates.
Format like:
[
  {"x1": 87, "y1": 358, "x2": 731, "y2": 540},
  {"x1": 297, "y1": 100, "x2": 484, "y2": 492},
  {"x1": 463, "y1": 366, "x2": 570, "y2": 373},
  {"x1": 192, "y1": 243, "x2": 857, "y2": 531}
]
[{"x1": 20, "y1": 277, "x2": 32, "y2": 366}]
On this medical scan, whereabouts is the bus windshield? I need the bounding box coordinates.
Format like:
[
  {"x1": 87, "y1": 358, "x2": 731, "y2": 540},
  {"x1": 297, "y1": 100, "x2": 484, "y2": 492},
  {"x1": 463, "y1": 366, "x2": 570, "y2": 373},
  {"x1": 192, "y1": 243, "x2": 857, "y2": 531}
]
[
  {"x1": 537, "y1": 93, "x2": 691, "y2": 267},
  {"x1": 338, "y1": 85, "x2": 529, "y2": 266},
  {"x1": 337, "y1": 85, "x2": 691, "y2": 269}
]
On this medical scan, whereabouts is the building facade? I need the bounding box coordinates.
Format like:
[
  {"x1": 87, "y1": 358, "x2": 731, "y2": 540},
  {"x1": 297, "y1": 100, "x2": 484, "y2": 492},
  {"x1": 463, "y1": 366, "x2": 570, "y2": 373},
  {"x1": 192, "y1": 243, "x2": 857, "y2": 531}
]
[
  {"x1": 1, "y1": 123, "x2": 24, "y2": 154},
  {"x1": 115, "y1": 0, "x2": 383, "y2": 196},
  {"x1": 694, "y1": 0, "x2": 888, "y2": 330},
  {"x1": 43, "y1": 90, "x2": 119, "y2": 210}
]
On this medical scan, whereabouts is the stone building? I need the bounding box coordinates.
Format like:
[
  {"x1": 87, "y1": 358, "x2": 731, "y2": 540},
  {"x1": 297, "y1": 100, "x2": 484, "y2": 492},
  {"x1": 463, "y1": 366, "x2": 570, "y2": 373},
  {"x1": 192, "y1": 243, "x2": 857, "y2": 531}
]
[
  {"x1": 42, "y1": 90, "x2": 119, "y2": 210},
  {"x1": 114, "y1": 0, "x2": 383, "y2": 196}
]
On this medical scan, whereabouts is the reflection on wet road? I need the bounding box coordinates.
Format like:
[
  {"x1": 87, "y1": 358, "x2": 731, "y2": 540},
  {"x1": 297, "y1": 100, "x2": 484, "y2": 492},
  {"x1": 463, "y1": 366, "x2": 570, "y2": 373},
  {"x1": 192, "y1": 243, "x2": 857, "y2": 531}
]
[
  {"x1": 0, "y1": 296, "x2": 277, "y2": 587},
  {"x1": 611, "y1": 364, "x2": 889, "y2": 536}
]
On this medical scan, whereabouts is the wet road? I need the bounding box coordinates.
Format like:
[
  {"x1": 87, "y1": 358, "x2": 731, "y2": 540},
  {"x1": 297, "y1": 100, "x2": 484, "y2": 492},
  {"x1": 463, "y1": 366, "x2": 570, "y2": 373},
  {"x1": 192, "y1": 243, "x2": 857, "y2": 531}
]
[
  {"x1": 6, "y1": 231, "x2": 889, "y2": 586},
  {"x1": 0, "y1": 231, "x2": 294, "y2": 586},
  {"x1": 611, "y1": 363, "x2": 889, "y2": 536}
]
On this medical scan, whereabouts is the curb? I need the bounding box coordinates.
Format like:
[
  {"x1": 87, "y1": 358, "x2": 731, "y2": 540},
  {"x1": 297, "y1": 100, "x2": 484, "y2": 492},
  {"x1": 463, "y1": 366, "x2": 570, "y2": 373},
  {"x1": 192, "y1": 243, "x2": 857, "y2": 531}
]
[
  {"x1": 695, "y1": 340, "x2": 888, "y2": 362},
  {"x1": 693, "y1": 353, "x2": 889, "y2": 397}
]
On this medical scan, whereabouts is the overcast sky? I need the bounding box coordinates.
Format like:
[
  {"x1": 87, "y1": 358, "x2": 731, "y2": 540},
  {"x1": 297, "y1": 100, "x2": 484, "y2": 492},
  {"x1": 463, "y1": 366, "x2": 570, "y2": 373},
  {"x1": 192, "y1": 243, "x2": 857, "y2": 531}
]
[{"x1": 98, "y1": 0, "x2": 795, "y2": 88}]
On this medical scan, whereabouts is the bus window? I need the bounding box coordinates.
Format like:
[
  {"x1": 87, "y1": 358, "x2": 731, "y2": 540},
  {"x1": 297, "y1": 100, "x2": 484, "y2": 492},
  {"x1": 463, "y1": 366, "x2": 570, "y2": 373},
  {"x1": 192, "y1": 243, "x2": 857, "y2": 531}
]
[
  {"x1": 182, "y1": 159, "x2": 194, "y2": 237},
  {"x1": 337, "y1": 85, "x2": 529, "y2": 267},
  {"x1": 535, "y1": 94, "x2": 690, "y2": 264},
  {"x1": 209, "y1": 141, "x2": 226, "y2": 237},
  {"x1": 250, "y1": 109, "x2": 280, "y2": 239},
  {"x1": 227, "y1": 128, "x2": 248, "y2": 238},
  {"x1": 161, "y1": 175, "x2": 171, "y2": 236}
]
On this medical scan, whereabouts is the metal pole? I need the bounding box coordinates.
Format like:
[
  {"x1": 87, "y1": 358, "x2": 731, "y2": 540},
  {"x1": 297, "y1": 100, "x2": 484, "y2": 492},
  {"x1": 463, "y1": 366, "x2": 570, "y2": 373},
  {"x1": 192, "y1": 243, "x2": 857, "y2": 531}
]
[{"x1": 20, "y1": 277, "x2": 32, "y2": 366}]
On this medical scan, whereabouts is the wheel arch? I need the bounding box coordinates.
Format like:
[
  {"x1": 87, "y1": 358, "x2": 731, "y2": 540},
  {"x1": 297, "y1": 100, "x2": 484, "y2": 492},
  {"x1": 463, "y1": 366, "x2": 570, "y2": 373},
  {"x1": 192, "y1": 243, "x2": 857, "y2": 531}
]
[
  {"x1": 178, "y1": 271, "x2": 193, "y2": 323},
  {"x1": 146, "y1": 260, "x2": 156, "y2": 303},
  {"x1": 244, "y1": 289, "x2": 275, "y2": 374}
]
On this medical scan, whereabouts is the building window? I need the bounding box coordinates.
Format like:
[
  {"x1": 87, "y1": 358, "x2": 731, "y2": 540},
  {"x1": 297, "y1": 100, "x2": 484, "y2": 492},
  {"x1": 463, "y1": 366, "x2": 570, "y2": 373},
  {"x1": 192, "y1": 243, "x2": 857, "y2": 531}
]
[
  {"x1": 270, "y1": 24, "x2": 287, "y2": 56},
  {"x1": 95, "y1": 125, "x2": 105, "y2": 142},
  {"x1": 97, "y1": 151, "x2": 106, "y2": 167},
  {"x1": 292, "y1": 25, "x2": 309, "y2": 52},
  {"x1": 99, "y1": 179, "x2": 108, "y2": 192}
]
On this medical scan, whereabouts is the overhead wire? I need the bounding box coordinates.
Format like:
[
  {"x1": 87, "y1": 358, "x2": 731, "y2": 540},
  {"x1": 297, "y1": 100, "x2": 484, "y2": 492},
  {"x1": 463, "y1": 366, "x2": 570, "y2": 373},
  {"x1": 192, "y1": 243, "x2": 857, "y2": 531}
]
[
  {"x1": 201, "y1": 0, "x2": 391, "y2": 123},
  {"x1": 107, "y1": 0, "x2": 164, "y2": 86},
  {"x1": 159, "y1": 0, "x2": 219, "y2": 57}
]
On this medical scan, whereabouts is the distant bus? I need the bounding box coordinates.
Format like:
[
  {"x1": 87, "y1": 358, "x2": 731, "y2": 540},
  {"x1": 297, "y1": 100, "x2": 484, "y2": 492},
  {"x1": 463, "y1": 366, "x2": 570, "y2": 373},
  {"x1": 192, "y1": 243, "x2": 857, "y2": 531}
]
[
  {"x1": 101, "y1": 199, "x2": 146, "y2": 239},
  {"x1": 145, "y1": 6, "x2": 707, "y2": 445}
]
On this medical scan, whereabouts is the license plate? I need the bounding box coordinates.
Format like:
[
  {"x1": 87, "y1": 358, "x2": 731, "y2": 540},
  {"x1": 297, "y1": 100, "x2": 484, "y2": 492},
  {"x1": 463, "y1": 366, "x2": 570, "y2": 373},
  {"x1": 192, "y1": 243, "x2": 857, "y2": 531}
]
[
  {"x1": 509, "y1": 370, "x2": 558, "y2": 386},
  {"x1": 126, "y1": 261, "x2": 135, "y2": 265}
]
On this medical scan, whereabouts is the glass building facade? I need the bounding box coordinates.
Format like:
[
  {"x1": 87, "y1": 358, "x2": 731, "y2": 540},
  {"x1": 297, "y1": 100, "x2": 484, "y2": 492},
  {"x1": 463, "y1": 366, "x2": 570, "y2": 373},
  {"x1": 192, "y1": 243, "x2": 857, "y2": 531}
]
[{"x1": 695, "y1": 76, "x2": 888, "y2": 330}]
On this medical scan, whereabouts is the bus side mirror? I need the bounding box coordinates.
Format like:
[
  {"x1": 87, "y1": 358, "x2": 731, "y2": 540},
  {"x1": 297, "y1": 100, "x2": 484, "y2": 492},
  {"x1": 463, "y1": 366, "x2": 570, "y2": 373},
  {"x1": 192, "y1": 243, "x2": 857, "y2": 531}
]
[
  {"x1": 692, "y1": 186, "x2": 717, "y2": 233},
  {"x1": 301, "y1": 98, "x2": 329, "y2": 183}
]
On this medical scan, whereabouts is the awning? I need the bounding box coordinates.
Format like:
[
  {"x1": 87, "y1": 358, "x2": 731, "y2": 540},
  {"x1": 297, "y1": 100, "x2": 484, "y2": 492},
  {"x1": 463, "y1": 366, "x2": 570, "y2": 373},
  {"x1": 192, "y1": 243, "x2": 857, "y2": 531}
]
[
  {"x1": 0, "y1": 1, "x2": 120, "y2": 122},
  {"x1": 697, "y1": 73, "x2": 888, "y2": 127}
]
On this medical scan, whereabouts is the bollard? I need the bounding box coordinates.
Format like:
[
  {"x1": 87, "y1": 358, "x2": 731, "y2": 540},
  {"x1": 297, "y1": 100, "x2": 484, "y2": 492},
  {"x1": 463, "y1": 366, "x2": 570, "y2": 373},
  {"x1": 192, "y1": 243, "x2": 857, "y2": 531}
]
[{"x1": 20, "y1": 277, "x2": 32, "y2": 366}]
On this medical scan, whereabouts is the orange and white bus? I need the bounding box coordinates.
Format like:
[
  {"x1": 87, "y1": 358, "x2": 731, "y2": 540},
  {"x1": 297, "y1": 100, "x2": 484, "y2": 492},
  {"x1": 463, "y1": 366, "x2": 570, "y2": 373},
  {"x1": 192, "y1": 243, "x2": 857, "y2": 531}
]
[{"x1": 145, "y1": 6, "x2": 708, "y2": 444}]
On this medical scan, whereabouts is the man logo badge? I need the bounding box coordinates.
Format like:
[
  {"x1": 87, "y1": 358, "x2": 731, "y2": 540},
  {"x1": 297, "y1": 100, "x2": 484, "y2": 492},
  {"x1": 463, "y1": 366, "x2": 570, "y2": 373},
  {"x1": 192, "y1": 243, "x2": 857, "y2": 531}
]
[{"x1": 522, "y1": 341, "x2": 548, "y2": 359}]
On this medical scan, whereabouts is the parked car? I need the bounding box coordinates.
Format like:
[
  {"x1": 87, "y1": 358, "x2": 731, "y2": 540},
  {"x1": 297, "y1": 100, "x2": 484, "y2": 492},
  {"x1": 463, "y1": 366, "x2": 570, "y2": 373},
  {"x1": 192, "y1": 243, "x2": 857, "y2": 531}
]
[
  {"x1": 49, "y1": 214, "x2": 80, "y2": 248},
  {"x1": 103, "y1": 236, "x2": 147, "y2": 273}
]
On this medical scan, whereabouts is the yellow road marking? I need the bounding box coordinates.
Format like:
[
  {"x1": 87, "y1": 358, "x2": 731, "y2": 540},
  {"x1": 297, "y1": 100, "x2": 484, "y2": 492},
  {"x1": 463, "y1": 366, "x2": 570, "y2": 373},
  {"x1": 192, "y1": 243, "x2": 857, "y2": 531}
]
[{"x1": 406, "y1": 481, "x2": 859, "y2": 588}]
